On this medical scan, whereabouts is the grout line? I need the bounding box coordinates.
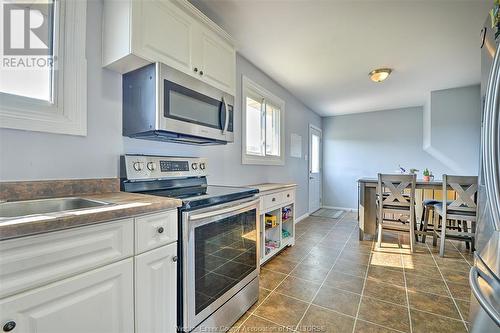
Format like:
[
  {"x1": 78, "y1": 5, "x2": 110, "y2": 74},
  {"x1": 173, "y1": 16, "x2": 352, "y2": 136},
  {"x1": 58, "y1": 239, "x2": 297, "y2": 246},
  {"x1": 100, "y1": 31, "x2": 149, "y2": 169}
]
[
  {"x1": 232, "y1": 215, "x2": 343, "y2": 330},
  {"x1": 408, "y1": 306, "x2": 469, "y2": 323},
  {"x1": 351, "y1": 239, "x2": 373, "y2": 333},
  {"x1": 270, "y1": 289, "x2": 410, "y2": 333},
  {"x1": 448, "y1": 239, "x2": 474, "y2": 267},
  {"x1": 424, "y1": 241, "x2": 469, "y2": 332},
  {"x1": 355, "y1": 318, "x2": 407, "y2": 333},
  {"x1": 294, "y1": 216, "x2": 360, "y2": 332},
  {"x1": 264, "y1": 283, "x2": 468, "y2": 323},
  {"x1": 399, "y1": 235, "x2": 414, "y2": 333},
  {"x1": 237, "y1": 214, "x2": 470, "y2": 332},
  {"x1": 249, "y1": 313, "x2": 293, "y2": 331}
]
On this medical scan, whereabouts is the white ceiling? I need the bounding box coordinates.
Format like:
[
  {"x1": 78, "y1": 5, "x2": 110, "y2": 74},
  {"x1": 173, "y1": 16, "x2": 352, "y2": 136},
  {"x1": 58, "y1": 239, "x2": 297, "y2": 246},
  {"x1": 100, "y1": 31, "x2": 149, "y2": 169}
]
[{"x1": 192, "y1": 0, "x2": 490, "y2": 116}]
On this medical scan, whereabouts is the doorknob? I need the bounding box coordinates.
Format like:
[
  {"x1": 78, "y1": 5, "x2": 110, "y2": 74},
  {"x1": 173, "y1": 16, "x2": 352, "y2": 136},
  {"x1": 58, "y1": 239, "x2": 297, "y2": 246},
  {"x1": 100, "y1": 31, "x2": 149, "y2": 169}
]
[{"x1": 309, "y1": 176, "x2": 314, "y2": 180}]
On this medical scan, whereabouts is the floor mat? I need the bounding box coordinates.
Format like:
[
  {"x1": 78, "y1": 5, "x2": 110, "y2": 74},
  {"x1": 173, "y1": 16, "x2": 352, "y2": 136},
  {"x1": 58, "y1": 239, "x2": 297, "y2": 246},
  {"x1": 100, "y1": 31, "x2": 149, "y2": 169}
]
[{"x1": 311, "y1": 208, "x2": 345, "y2": 219}]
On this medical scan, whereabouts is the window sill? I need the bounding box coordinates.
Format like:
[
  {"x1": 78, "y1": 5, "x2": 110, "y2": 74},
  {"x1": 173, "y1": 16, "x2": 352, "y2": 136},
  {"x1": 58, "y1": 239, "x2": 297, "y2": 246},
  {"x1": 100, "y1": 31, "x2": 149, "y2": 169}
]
[{"x1": 242, "y1": 154, "x2": 285, "y2": 166}]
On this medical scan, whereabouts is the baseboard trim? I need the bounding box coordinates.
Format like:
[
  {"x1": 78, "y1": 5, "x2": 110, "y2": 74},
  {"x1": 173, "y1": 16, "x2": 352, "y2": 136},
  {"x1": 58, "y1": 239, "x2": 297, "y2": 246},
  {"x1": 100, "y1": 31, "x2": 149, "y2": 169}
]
[
  {"x1": 321, "y1": 205, "x2": 358, "y2": 212},
  {"x1": 295, "y1": 213, "x2": 310, "y2": 223}
]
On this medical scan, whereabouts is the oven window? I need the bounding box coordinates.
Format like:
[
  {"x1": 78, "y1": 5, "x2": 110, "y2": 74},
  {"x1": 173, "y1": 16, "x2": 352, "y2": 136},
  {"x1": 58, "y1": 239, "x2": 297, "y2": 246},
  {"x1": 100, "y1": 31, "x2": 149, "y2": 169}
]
[{"x1": 194, "y1": 209, "x2": 257, "y2": 315}]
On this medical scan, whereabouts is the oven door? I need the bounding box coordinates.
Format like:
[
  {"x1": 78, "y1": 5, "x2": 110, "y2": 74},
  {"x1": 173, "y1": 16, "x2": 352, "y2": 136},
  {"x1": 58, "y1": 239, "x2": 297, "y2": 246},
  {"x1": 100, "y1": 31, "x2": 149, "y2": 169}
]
[
  {"x1": 158, "y1": 63, "x2": 234, "y2": 143},
  {"x1": 182, "y1": 198, "x2": 259, "y2": 331}
]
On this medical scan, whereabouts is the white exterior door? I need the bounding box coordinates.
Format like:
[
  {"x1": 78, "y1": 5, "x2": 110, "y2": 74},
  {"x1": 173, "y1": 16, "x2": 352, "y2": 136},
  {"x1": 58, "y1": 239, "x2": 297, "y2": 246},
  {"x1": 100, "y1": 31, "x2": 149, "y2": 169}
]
[
  {"x1": 0, "y1": 259, "x2": 134, "y2": 333},
  {"x1": 309, "y1": 125, "x2": 322, "y2": 213}
]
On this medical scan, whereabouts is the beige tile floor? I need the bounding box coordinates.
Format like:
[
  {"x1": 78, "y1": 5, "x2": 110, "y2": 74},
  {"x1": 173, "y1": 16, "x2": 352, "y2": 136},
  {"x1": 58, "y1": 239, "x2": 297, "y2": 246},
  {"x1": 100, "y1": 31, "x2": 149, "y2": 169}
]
[{"x1": 231, "y1": 212, "x2": 473, "y2": 333}]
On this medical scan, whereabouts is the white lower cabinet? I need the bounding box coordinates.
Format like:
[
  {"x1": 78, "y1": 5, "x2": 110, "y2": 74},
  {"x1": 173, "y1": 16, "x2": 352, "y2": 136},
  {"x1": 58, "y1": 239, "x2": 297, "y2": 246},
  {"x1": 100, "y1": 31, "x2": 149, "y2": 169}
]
[
  {"x1": 135, "y1": 242, "x2": 178, "y2": 333},
  {"x1": 0, "y1": 258, "x2": 134, "y2": 333},
  {"x1": 0, "y1": 210, "x2": 179, "y2": 333}
]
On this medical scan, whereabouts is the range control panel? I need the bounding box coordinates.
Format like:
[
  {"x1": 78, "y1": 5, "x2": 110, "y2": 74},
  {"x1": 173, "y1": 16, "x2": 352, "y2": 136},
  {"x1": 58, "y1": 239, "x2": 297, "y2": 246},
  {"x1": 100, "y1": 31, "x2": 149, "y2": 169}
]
[{"x1": 122, "y1": 154, "x2": 208, "y2": 180}]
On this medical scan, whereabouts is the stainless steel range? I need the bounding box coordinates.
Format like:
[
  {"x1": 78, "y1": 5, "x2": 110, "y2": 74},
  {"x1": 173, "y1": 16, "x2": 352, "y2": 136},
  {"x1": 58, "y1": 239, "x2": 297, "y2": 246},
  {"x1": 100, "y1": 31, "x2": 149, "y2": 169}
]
[{"x1": 121, "y1": 154, "x2": 260, "y2": 332}]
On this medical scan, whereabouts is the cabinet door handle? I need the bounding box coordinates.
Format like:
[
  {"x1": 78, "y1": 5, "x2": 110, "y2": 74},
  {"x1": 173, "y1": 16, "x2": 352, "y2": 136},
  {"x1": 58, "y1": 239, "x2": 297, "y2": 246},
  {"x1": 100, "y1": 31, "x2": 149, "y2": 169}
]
[
  {"x1": 3, "y1": 321, "x2": 16, "y2": 332},
  {"x1": 157, "y1": 227, "x2": 164, "y2": 234},
  {"x1": 287, "y1": 194, "x2": 290, "y2": 198},
  {"x1": 194, "y1": 67, "x2": 198, "y2": 72},
  {"x1": 272, "y1": 197, "x2": 276, "y2": 202},
  {"x1": 199, "y1": 70, "x2": 204, "y2": 76},
  {"x1": 172, "y1": 256, "x2": 178, "y2": 262}
]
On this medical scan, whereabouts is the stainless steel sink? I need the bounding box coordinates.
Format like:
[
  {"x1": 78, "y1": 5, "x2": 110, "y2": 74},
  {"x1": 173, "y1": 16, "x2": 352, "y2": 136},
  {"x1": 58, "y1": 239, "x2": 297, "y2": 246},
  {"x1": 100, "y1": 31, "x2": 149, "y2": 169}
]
[{"x1": 0, "y1": 197, "x2": 111, "y2": 218}]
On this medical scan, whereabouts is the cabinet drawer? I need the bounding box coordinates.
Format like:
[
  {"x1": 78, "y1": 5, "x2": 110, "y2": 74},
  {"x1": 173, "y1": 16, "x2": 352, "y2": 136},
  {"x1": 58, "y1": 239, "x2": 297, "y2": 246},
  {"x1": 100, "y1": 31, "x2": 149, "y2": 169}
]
[
  {"x1": 283, "y1": 190, "x2": 295, "y2": 203},
  {"x1": 0, "y1": 219, "x2": 134, "y2": 298},
  {"x1": 135, "y1": 210, "x2": 177, "y2": 254},
  {"x1": 262, "y1": 192, "x2": 284, "y2": 211}
]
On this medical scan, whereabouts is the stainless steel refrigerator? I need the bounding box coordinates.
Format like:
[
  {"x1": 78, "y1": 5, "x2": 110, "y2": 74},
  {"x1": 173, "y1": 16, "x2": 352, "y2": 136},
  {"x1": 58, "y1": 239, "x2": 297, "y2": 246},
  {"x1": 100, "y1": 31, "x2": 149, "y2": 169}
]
[{"x1": 470, "y1": 17, "x2": 500, "y2": 332}]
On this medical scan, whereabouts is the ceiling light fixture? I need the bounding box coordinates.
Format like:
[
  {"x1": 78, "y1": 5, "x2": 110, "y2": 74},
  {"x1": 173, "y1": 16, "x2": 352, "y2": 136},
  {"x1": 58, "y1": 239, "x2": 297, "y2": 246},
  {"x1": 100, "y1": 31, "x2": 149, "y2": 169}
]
[{"x1": 369, "y1": 68, "x2": 392, "y2": 83}]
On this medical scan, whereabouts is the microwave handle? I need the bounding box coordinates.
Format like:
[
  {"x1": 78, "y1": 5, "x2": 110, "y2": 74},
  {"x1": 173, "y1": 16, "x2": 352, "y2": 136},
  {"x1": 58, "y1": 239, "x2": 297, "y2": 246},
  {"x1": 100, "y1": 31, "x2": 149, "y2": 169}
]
[{"x1": 221, "y1": 97, "x2": 229, "y2": 134}]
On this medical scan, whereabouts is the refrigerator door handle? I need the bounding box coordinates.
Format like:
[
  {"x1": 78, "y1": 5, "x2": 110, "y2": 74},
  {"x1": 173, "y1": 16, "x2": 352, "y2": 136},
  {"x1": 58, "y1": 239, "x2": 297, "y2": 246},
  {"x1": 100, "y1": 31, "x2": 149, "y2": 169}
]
[
  {"x1": 483, "y1": 42, "x2": 500, "y2": 229},
  {"x1": 469, "y1": 265, "x2": 500, "y2": 326}
]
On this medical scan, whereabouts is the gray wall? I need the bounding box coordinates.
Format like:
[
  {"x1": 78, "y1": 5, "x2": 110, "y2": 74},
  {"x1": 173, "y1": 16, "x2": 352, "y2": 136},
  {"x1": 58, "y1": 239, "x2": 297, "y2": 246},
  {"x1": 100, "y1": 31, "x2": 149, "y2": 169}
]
[
  {"x1": 426, "y1": 85, "x2": 481, "y2": 175},
  {"x1": 323, "y1": 92, "x2": 481, "y2": 209},
  {"x1": 0, "y1": 0, "x2": 321, "y2": 218}
]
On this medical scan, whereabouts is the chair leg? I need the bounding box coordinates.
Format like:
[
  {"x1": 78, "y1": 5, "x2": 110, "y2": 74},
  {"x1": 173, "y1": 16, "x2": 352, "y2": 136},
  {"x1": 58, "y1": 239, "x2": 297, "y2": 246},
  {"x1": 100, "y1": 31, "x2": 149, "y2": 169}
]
[
  {"x1": 422, "y1": 207, "x2": 430, "y2": 243},
  {"x1": 439, "y1": 216, "x2": 447, "y2": 257},
  {"x1": 432, "y1": 212, "x2": 438, "y2": 247},
  {"x1": 461, "y1": 220, "x2": 471, "y2": 250},
  {"x1": 377, "y1": 217, "x2": 383, "y2": 248},
  {"x1": 410, "y1": 216, "x2": 415, "y2": 253}
]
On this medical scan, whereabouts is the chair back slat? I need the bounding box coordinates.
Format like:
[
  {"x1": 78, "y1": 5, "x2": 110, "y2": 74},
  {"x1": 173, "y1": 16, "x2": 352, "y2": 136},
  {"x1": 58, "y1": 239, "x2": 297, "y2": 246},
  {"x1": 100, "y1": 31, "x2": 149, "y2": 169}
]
[
  {"x1": 377, "y1": 174, "x2": 416, "y2": 209},
  {"x1": 377, "y1": 173, "x2": 417, "y2": 252},
  {"x1": 442, "y1": 175, "x2": 478, "y2": 215}
]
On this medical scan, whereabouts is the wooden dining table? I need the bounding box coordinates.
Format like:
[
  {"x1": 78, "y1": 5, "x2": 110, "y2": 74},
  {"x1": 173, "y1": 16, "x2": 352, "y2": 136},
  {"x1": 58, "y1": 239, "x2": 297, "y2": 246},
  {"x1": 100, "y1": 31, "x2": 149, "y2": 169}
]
[{"x1": 357, "y1": 177, "x2": 450, "y2": 240}]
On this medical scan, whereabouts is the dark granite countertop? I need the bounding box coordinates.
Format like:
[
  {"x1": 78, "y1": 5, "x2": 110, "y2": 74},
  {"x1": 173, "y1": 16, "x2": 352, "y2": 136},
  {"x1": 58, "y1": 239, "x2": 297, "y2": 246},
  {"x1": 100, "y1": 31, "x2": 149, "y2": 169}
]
[{"x1": 0, "y1": 179, "x2": 182, "y2": 240}]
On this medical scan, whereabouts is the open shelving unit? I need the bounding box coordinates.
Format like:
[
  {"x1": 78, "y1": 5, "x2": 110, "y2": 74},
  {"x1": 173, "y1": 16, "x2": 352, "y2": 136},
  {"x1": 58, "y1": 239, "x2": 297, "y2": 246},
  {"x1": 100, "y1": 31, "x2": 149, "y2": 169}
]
[{"x1": 259, "y1": 189, "x2": 296, "y2": 265}]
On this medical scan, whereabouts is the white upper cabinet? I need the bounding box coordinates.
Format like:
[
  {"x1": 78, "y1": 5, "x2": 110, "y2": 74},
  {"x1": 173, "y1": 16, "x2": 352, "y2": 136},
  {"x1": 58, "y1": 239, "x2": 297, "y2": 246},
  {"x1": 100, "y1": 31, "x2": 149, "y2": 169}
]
[
  {"x1": 132, "y1": 0, "x2": 195, "y2": 74},
  {"x1": 103, "y1": 0, "x2": 236, "y2": 94},
  {"x1": 197, "y1": 30, "x2": 236, "y2": 94}
]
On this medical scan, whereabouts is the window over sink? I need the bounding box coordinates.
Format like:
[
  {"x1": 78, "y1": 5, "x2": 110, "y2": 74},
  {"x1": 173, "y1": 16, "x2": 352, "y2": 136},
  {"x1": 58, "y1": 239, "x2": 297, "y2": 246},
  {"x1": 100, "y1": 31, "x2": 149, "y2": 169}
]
[
  {"x1": 242, "y1": 76, "x2": 285, "y2": 165},
  {"x1": 0, "y1": 0, "x2": 87, "y2": 136}
]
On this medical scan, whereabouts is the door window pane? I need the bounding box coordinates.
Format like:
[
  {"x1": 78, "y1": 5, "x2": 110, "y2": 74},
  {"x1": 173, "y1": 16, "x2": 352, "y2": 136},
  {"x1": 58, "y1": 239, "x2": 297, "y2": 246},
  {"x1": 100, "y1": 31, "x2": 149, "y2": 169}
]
[
  {"x1": 246, "y1": 97, "x2": 264, "y2": 156},
  {"x1": 194, "y1": 209, "x2": 257, "y2": 315},
  {"x1": 311, "y1": 133, "x2": 320, "y2": 173},
  {"x1": 0, "y1": 1, "x2": 55, "y2": 102},
  {"x1": 265, "y1": 104, "x2": 280, "y2": 156}
]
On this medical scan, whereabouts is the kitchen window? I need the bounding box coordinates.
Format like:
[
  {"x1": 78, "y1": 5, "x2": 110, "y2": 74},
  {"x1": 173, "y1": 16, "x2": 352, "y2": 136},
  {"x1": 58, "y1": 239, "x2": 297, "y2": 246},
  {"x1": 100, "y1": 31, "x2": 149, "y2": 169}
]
[
  {"x1": 242, "y1": 76, "x2": 285, "y2": 165},
  {"x1": 0, "y1": 0, "x2": 87, "y2": 136}
]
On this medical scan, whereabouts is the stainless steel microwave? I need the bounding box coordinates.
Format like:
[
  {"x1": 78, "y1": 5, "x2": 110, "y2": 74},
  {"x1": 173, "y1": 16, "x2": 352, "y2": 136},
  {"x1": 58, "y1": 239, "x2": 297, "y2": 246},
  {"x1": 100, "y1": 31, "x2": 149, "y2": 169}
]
[{"x1": 123, "y1": 63, "x2": 234, "y2": 145}]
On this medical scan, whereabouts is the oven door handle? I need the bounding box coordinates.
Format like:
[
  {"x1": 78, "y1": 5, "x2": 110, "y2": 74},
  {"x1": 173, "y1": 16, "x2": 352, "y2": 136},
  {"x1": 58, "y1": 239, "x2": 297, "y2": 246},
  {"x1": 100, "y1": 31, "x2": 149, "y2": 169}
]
[{"x1": 188, "y1": 198, "x2": 259, "y2": 222}]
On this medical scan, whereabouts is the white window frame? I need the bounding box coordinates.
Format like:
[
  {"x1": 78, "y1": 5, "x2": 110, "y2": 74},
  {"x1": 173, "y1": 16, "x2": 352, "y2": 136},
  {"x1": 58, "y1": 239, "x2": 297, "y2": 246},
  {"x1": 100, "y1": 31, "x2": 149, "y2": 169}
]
[
  {"x1": 242, "y1": 76, "x2": 285, "y2": 166},
  {"x1": 0, "y1": 0, "x2": 87, "y2": 136}
]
